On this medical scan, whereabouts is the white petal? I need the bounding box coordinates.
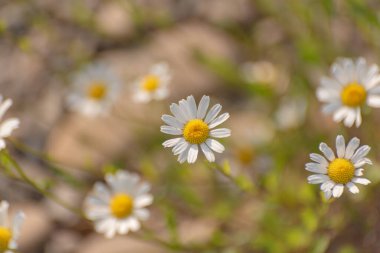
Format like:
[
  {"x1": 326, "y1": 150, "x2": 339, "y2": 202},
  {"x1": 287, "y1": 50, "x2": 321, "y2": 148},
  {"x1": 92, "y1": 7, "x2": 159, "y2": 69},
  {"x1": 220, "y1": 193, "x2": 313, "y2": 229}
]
[
  {"x1": 187, "y1": 144, "x2": 199, "y2": 163},
  {"x1": 346, "y1": 182, "x2": 359, "y2": 194},
  {"x1": 367, "y1": 95, "x2": 380, "y2": 107},
  {"x1": 316, "y1": 87, "x2": 340, "y2": 102},
  {"x1": 127, "y1": 217, "x2": 141, "y2": 232},
  {"x1": 307, "y1": 174, "x2": 329, "y2": 184},
  {"x1": 200, "y1": 143, "x2": 215, "y2": 162},
  {"x1": 160, "y1": 126, "x2": 182, "y2": 135},
  {"x1": 0, "y1": 139, "x2": 6, "y2": 150},
  {"x1": 197, "y1": 95, "x2": 210, "y2": 119},
  {"x1": 322, "y1": 102, "x2": 341, "y2": 114},
  {"x1": 208, "y1": 113, "x2": 230, "y2": 128},
  {"x1": 320, "y1": 180, "x2": 335, "y2": 191},
  {"x1": 0, "y1": 99, "x2": 12, "y2": 120},
  {"x1": 332, "y1": 184, "x2": 344, "y2": 198},
  {"x1": 355, "y1": 107, "x2": 362, "y2": 128},
  {"x1": 336, "y1": 135, "x2": 345, "y2": 158},
  {"x1": 333, "y1": 107, "x2": 350, "y2": 122},
  {"x1": 134, "y1": 194, "x2": 153, "y2": 208},
  {"x1": 0, "y1": 119, "x2": 19, "y2": 138},
  {"x1": 162, "y1": 137, "x2": 182, "y2": 148},
  {"x1": 345, "y1": 137, "x2": 360, "y2": 159},
  {"x1": 170, "y1": 103, "x2": 187, "y2": 123},
  {"x1": 204, "y1": 104, "x2": 222, "y2": 124},
  {"x1": 351, "y1": 145, "x2": 371, "y2": 163},
  {"x1": 179, "y1": 100, "x2": 192, "y2": 121},
  {"x1": 134, "y1": 208, "x2": 150, "y2": 220},
  {"x1": 343, "y1": 109, "x2": 357, "y2": 128},
  {"x1": 351, "y1": 177, "x2": 371, "y2": 185},
  {"x1": 309, "y1": 153, "x2": 329, "y2": 167},
  {"x1": 161, "y1": 115, "x2": 183, "y2": 128},
  {"x1": 319, "y1": 142, "x2": 335, "y2": 161},
  {"x1": 206, "y1": 139, "x2": 225, "y2": 153},
  {"x1": 186, "y1": 96, "x2": 197, "y2": 118},
  {"x1": 305, "y1": 163, "x2": 327, "y2": 174},
  {"x1": 173, "y1": 140, "x2": 189, "y2": 155},
  {"x1": 355, "y1": 168, "x2": 364, "y2": 176},
  {"x1": 210, "y1": 128, "x2": 231, "y2": 138},
  {"x1": 178, "y1": 146, "x2": 190, "y2": 163},
  {"x1": 0, "y1": 201, "x2": 9, "y2": 227},
  {"x1": 324, "y1": 190, "x2": 332, "y2": 200},
  {"x1": 354, "y1": 158, "x2": 372, "y2": 168},
  {"x1": 133, "y1": 91, "x2": 151, "y2": 103}
]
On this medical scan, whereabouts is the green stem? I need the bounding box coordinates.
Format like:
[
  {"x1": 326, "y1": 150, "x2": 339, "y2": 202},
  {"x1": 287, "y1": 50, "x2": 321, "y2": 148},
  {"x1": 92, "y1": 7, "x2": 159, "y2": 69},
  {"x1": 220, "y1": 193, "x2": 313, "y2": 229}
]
[{"x1": 2, "y1": 151, "x2": 86, "y2": 218}]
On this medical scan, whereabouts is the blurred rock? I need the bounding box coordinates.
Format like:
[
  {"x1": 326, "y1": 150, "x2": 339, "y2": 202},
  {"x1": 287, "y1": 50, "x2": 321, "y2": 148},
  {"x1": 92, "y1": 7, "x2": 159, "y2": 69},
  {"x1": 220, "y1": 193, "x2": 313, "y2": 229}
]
[
  {"x1": 15, "y1": 202, "x2": 54, "y2": 252},
  {"x1": 77, "y1": 235, "x2": 165, "y2": 253},
  {"x1": 178, "y1": 218, "x2": 218, "y2": 244},
  {"x1": 95, "y1": 2, "x2": 134, "y2": 39}
]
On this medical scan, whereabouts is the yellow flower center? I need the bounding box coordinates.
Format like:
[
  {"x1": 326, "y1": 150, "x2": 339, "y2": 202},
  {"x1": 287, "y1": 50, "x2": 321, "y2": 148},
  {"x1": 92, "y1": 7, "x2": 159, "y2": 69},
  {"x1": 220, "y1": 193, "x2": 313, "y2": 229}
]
[
  {"x1": 0, "y1": 227, "x2": 12, "y2": 251},
  {"x1": 341, "y1": 82, "x2": 366, "y2": 107},
  {"x1": 183, "y1": 119, "x2": 209, "y2": 144},
  {"x1": 328, "y1": 158, "x2": 355, "y2": 184},
  {"x1": 87, "y1": 82, "x2": 107, "y2": 100},
  {"x1": 237, "y1": 148, "x2": 255, "y2": 165},
  {"x1": 142, "y1": 75, "x2": 160, "y2": 92},
  {"x1": 109, "y1": 193, "x2": 134, "y2": 219}
]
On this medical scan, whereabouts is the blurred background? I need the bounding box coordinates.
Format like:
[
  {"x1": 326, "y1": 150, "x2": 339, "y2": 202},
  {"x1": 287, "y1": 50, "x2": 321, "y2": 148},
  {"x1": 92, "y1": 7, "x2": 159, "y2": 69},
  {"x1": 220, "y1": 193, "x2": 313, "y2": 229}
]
[{"x1": 1, "y1": 0, "x2": 380, "y2": 252}]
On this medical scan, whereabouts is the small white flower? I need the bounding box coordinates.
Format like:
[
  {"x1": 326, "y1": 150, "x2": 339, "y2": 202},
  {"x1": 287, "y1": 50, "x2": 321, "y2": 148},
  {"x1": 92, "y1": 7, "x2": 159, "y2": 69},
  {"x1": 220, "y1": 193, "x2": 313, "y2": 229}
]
[
  {"x1": 67, "y1": 62, "x2": 121, "y2": 117},
  {"x1": 0, "y1": 201, "x2": 25, "y2": 253},
  {"x1": 161, "y1": 95, "x2": 231, "y2": 163},
  {"x1": 274, "y1": 97, "x2": 307, "y2": 130},
  {"x1": 133, "y1": 62, "x2": 171, "y2": 103},
  {"x1": 306, "y1": 135, "x2": 372, "y2": 199},
  {"x1": 317, "y1": 57, "x2": 380, "y2": 127},
  {"x1": 0, "y1": 97, "x2": 19, "y2": 150},
  {"x1": 84, "y1": 171, "x2": 153, "y2": 238}
]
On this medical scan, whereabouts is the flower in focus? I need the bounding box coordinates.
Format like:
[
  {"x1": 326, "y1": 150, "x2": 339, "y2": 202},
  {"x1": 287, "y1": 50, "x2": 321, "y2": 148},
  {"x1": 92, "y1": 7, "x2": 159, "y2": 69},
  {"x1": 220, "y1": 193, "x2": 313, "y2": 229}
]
[
  {"x1": 0, "y1": 201, "x2": 25, "y2": 253},
  {"x1": 133, "y1": 62, "x2": 171, "y2": 103},
  {"x1": 161, "y1": 95, "x2": 231, "y2": 163},
  {"x1": 84, "y1": 171, "x2": 153, "y2": 238},
  {"x1": 67, "y1": 62, "x2": 121, "y2": 117},
  {"x1": 0, "y1": 97, "x2": 19, "y2": 150},
  {"x1": 317, "y1": 57, "x2": 380, "y2": 127},
  {"x1": 306, "y1": 135, "x2": 371, "y2": 199}
]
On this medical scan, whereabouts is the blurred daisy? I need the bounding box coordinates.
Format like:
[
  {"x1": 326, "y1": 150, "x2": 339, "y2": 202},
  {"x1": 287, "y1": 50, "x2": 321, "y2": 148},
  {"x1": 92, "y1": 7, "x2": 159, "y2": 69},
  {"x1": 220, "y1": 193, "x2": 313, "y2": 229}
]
[
  {"x1": 274, "y1": 97, "x2": 307, "y2": 130},
  {"x1": 0, "y1": 97, "x2": 19, "y2": 150},
  {"x1": 161, "y1": 95, "x2": 231, "y2": 163},
  {"x1": 84, "y1": 171, "x2": 153, "y2": 238},
  {"x1": 67, "y1": 62, "x2": 121, "y2": 117},
  {"x1": 317, "y1": 57, "x2": 380, "y2": 127},
  {"x1": 306, "y1": 135, "x2": 372, "y2": 199},
  {"x1": 133, "y1": 62, "x2": 171, "y2": 103},
  {"x1": 0, "y1": 201, "x2": 25, "y2": 253}
]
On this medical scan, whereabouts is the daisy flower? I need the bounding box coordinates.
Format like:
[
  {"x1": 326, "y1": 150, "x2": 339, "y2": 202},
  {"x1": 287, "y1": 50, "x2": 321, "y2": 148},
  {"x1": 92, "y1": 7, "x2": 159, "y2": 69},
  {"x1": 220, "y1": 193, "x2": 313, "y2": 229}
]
[
  {"x1": 0, "y1": 201, "x2": 25, "y2": 253},
  {"x1": 306, "y1": 135, "x2": 372, "y2": 199},
  {"x1": 317, "y1": 57, "x2": 380, "y2": 127},
  {"x1": 132, "y1": 62, "x2": 171, "y2": 103},
  {"x1": 67, "y1": 62, "x2": 121, "y2": 117},
  {"x1": 0, "y1": 97, "x2": 19, "y2": 150},
  {"x1": 84, "y1": 171, "x2": 153, "y2": 238},
  {"x1": 161, "y1": 95, "x2": 231, "y2": 163}
]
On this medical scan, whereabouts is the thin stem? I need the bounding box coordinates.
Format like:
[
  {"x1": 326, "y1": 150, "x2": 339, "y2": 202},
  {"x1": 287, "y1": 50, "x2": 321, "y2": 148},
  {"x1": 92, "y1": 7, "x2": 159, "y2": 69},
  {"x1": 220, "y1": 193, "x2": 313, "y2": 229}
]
[{"x1": 3, "y1": 151, "x2": 86, "y2": 218}]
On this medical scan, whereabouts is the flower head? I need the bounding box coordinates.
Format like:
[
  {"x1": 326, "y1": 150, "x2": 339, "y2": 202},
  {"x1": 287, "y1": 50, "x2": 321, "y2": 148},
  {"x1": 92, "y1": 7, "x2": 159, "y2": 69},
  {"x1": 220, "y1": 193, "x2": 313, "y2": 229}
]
[
  {"x1": 161, "y1": 95, "x2": 231, "y2": 163},
  {"x1": 306, "y1": 135, "x2": 372, "y2": 199},
  {"x1": 67, "y1": 62, "x2": 121, "y2": 117},
  {"x1": 317, "y1": 57, "x2": 380, "y2": 127},
  {"x1": 0, "y1": 201, "x2": 25, "y2": 253},
  {"x1": 84, "y1": 171, "x2": 153, "y2": 238},
  {"x1": 133, "y1": 62, "x2": 171, "y2": 103},
  {"x1": 0, "y1": 97, "x2": 19, "y2": 150}
]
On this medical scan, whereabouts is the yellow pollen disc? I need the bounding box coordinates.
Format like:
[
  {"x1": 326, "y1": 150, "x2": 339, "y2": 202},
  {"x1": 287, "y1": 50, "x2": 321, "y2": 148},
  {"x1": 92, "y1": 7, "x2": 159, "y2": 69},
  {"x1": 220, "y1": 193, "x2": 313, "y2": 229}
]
[
  {"x1": 328, "y1": 158, "x2": 355, "y2": 184},
  {"x1": 109, "y1": 193, "x2": 134, "y2": 219},
  {"x1": 142, "y1": 75, "x2": 160, "y2": 92},
  {"x1": 183, "y1": 119, "x2": 209, "y2": 144},
  {"x1": 87, "y1": 82, "x2": 107, "y2": 100},
  {"x1": 0, "y1": 227, "x2": 12, "y2": 251},
  {"x1": 341, "y1": 82, "x2": 366, "y2": 107},
  {"x1": 237, "y1": 148, "x2": 255, "y2": 165}
]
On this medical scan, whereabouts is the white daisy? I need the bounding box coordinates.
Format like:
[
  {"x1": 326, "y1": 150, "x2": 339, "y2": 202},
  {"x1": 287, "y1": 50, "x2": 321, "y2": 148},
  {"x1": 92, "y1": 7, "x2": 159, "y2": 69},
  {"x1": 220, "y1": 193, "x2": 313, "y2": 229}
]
[
  {"x1": 84, "y1": 171, "x2": 153, "y2": 238},
  {"x1": 67, "y1": 62, "x2": 121, "y2": 117},
  {"x1": 0, "y1": 201, "x2": 25, "y2": 253},
  {"x1": 306, "y1": 135, "x2": 372, "y2": 199},
  {"x1": 317, "y1": 57, "x2": 380, "y2": 127},
  {"x1": 0, "y1": 97, "x2": 19, "y2": 150},
  {"x1": 161, "y1": 95, "x2": 231, "y2": 164},
  {"x1": 132, "y1": 62, "x2": 171, "y2": 103}
]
